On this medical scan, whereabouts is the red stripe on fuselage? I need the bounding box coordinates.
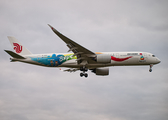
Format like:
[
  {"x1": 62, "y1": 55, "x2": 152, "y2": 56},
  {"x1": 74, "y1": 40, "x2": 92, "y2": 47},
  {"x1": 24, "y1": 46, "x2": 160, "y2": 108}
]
[{"x1": 111, "y1": 56, "x2": 132, "y2": 62}]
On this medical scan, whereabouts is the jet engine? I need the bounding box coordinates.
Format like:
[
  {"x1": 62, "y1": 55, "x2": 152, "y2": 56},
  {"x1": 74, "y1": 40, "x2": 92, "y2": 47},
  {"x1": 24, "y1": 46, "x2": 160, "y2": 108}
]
[
  {"x1": 91, "y1": 68, "x2": 109, "y2": 76},
  {"x1": 96, "y1": 54, "x2": 111, "y2": 63}
]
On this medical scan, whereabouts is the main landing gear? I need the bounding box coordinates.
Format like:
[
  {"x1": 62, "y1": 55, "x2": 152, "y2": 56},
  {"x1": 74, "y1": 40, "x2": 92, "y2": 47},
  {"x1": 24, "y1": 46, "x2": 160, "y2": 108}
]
[
  {"x1": 80, "y1": 66, "x2": 88, "y2": 78},
  {"x1": 80, "y1": 73, "x2": 88, "y2": 77},
  {"x1": 149, "y1": 64, "x2": 153, "y2": 72}
]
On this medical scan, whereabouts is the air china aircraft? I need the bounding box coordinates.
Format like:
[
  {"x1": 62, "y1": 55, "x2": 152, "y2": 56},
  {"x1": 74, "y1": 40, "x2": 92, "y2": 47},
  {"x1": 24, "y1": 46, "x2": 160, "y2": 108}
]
[{"x1": 5, "y1": 24, "x2": 161, "y2": 77}]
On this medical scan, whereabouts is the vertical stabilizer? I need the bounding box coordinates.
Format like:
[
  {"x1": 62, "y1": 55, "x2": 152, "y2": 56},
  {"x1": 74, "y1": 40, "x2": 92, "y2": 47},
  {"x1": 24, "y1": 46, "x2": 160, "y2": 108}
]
[{"x1": 7, "y1": 36, "x2": 32, "y2": 55}]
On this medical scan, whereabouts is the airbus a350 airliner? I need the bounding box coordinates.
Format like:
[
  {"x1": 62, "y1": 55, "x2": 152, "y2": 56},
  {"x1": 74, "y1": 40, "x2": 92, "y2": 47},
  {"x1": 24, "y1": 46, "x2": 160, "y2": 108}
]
[{"x1": 5, "y1": 24, "x2": 161, "y2": 77}]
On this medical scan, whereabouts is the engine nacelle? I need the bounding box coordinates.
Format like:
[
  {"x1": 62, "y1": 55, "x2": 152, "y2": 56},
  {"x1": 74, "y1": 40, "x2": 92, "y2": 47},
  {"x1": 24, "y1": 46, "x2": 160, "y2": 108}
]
[
  {"x1": 92, "y1": 68, "x2": 109, "y2": 76},
  {"x1": 96, "y1": 54, "x2": 111, "y2": 63}
]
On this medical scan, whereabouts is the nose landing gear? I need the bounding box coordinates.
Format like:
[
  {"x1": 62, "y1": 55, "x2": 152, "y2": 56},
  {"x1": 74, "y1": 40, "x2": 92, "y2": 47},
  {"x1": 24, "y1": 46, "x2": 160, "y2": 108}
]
[{"x1": 149, "y1": 64, "x2": 153, "y2": 72}]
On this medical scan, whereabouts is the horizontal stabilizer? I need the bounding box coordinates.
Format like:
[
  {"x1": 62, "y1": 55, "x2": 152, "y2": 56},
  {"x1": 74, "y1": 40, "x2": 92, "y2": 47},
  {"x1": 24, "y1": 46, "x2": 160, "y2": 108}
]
[
  {"x1": 60, "y1": 68, "x2": 79, "y2": 72},
  {"x1": 4, "y1": 50, "x2": 25, "y2": 59}
]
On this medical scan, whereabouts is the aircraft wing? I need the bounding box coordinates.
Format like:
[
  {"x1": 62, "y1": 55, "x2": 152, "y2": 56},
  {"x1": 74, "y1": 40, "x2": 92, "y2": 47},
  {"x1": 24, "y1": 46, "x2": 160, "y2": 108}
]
[{"x1": 48, "y1": 24, "x2": 96, "y2": 66}]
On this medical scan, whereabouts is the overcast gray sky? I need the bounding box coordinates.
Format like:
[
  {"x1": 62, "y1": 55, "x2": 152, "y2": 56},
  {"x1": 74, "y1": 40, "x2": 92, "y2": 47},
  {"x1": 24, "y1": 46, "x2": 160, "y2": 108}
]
[{"x1": 0, "y1": 0, "x2": 168, "y2": 120}]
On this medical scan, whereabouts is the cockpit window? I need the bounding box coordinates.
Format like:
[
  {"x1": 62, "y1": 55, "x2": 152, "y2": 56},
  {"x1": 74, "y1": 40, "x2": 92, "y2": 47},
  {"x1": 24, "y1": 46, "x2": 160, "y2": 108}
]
[{"x1": 152, "y1": 55, "x2": 155, "y2": 57}]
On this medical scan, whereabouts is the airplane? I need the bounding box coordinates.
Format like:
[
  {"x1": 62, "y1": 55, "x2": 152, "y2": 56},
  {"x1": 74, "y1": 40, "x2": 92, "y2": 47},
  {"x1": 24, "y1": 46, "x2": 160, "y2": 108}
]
[{"x1": 4, "y1": 24, "x2": 161, "y2": 77}]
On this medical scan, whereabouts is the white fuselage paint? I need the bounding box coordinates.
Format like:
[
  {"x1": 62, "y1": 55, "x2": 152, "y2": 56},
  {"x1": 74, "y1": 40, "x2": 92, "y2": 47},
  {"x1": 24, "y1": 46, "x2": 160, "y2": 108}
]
[{"x1": 11, "y1": 52, "x2": 161, "y2": 69}]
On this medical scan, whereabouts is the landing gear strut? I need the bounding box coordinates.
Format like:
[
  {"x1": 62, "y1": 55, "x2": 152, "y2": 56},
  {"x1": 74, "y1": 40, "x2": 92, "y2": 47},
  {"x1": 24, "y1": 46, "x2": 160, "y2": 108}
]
[
  {"x1": 149, "y1": 64, "x2": 153, "y2": 72},
  {"x1": 80, "y1": 66, "x2": 88, "y2": 78}
]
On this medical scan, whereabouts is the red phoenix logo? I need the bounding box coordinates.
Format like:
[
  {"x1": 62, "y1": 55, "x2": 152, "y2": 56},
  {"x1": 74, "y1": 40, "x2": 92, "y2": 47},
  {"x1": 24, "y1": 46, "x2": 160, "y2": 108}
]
[{"x1": 13, "y1": 43, "x2": 22, "y2": 53}]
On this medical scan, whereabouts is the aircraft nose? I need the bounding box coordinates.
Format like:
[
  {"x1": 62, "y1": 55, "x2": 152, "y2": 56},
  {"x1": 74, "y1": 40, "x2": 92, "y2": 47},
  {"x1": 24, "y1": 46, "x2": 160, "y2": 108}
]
[{"x1": 156, "y1": 58, "x2": 161, "y2": 64}]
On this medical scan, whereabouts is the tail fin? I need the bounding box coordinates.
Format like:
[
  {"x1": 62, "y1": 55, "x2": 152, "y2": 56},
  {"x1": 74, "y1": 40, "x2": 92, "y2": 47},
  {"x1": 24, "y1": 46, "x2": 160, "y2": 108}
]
[{"x1": 7, "y1": 36, "x2": 32, "y2": 55}]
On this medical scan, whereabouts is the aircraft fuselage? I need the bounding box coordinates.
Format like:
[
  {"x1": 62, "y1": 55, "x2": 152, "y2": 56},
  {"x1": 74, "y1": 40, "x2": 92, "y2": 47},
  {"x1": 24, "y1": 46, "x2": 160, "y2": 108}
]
[{"x1": 10, "y1": 52, "x2": 160, "y2": 69}]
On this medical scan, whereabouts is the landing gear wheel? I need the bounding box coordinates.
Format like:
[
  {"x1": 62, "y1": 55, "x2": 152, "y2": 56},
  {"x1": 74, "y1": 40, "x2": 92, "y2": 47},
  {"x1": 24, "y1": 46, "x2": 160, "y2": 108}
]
[
  {"x1": 80, "y1": 73, "x2": 84, "y2": 77},
  {"x1": 84, "y1": 73, "x2": 88, "y2": 78},
  {"x1": 149, "y1": 69, "x2": 152, "y2": 72},
  {"x1": 84, "y1": 68, "x2": 88, "y2": 72},
  {"x1": 80, "y1": 67, "x2": 88, "y2": 72}
]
